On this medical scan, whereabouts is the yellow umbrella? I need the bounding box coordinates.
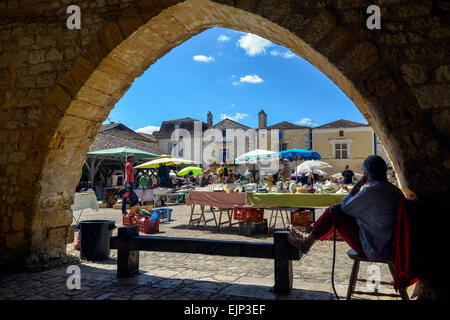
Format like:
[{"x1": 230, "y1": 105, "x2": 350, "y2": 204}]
[{"x1": 135, "y1": 156, "x2": 194, "y2": 169}]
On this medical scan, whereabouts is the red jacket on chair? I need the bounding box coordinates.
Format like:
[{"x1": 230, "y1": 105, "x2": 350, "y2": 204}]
[{"x1": 393, "y1": 198, "x2": 419, "y2": 290}]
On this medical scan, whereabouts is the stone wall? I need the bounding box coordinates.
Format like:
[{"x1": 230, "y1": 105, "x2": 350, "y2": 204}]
[{"x1": 0, "y1": 0, "x2": 449, "y2": 297}]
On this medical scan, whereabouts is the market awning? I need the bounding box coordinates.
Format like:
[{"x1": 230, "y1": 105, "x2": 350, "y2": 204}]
[
  {"x1": 135, "y1": 157, "x2": 194, "y2": 169},
  {"x1": 279, "y1": 149, "x2": 321, "y2": 161},
  {"x1": 87, "y1": 146, "x2": 159, "y2": 160}
]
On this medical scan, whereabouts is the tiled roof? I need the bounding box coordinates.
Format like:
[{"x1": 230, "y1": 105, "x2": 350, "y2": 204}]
[
  {"x1": 90, "y1": 123, "x2": 163, "y2": 154},
  {"x1": 213, "y1": 118, "x2": 251, "y2": 129},
  {"x1": 137, "y1": 132, "x2": 158, "y2": 142},
  {"x1": 267, "y1": 121, "x2": 310, "y2": 130},
  {"x1": 313, "y1": 119, "x2": 369, "y2": 129},
  {"x1": 153, "y1": 118, "x2": 208, "y2": 139}
]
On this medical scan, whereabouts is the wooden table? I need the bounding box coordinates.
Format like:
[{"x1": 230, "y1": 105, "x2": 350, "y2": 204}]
[
  {"x1": 186, "y1": 191, "x2": 246, "y2": 230},
  {"x1": 246, "y1": 192, "x2": 347, "y2": 231}
]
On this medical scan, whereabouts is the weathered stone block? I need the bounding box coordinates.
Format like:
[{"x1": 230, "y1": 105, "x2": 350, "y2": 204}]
[
  {"x1": 400, "y1": 64, "x2": 428, "y2": 85},
  {"x1": 99, "y1": 22, "x2": 124, "y2": 52},
  {"x1": 412, "y1": 85, "x2": 450, "y2": 109},
  {"x1": 28, "y1": 50, "x2": 46, "y2": 64},
  {"x1": 431, "y1": 108, "x2": 450, "y2": 138},
  {"x1": 118, "y1": 5, "x2": 144, "y2": 37},
  {"x1": 8, "y1": 152, "x2": 26, "y2": 163},
  {"x1": 47, "y1": 85, "x2": 72, "y2": 111},
  {"x1": 361, "y1": 68, "x2": 398, "y2": 98},
  {"x1": 317, "y1": 26, "x2": 357, "y2": 61},
  {"x1": 434, "y1": 65, "x2": 450, "y2": 82},
  {"x1": 5, "y1": 231, "x2": 26, "y2": 250},
  {"x1": 299, "y1": 9, "x2": 335, "y2": 46},
  {"x1": 46, "y1": 48, "x2": 63, "y2": 61},
  {"x1": 11, "y1": 211, "x2": 25, "y2": 231},
  {"x1": 337, "y1": 42, "x2": 379, "y2": 80}
]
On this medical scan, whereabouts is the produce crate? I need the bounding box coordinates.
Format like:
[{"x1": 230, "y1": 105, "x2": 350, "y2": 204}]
[
  {"x1": 290, "y1": 209, "x2": 315, "y2": 227},
  {"x1": 130, "y1": 205, "x2": 153, "y2": 213},
  {"x1": 137, "y1": 218, "x2": 159, "y2": 234},
  {"x1": 122, "y1": 214, "x2": 136, "y2": 226},
  {"x1": 238, "y1": 219, "x2": 268, "y2": 236},
  {"x1": 233, "y1": 205, "x2": 264, "y2": 222}
]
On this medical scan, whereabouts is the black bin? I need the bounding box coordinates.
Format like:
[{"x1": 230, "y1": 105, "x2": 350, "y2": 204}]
[{"x1": 79, "y1": 220, "x2": 116, "y2": 261}]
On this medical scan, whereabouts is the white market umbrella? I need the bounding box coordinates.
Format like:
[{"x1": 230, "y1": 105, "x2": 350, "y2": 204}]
[
  {"x1": 306, "y1": 169, "x2": 328, "y2": 176},
  {"x1": 235, "y1": 149, "x2": 278, "y2": 183},
  {"x1": 296, "y1": 160, "x2": 332, "y2": 174},
  {"x1": 235, "y1": 149, "x2": 278, "y2": 164}
]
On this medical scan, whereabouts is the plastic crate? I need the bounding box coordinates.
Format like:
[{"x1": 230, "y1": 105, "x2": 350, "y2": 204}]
[
  {"x1": 153, "y1": 208, "x2": 172, "y2": 221},
  {"x1": 290, "y1": 209, "x2": 315, "y2": 227},
  {"x1": 238, "y1": 219, "x2": 268, "y2": 236},
  {"x1": 122, "y1": 214, "x2": 137, "y2": 226},
  {"x1": 137, "y1": 218, "x2": 159, "y2": 234},
  {"x1": 233, "y1": 205, "x2": 264, "y2": 222}
]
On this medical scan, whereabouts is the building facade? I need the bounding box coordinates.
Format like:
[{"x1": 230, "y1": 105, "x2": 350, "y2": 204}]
[{"x1": 312, "y1": 119, "x2": 392, "y2": 174}]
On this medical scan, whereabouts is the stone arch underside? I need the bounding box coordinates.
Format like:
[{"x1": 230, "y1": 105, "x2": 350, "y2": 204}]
[{"x1": 0, "y1": 0, "x2": 449, "y2": 297}]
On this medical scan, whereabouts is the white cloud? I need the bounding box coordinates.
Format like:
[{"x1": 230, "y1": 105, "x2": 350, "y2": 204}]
[
  {"x1": 295, "y1": 118, "x2": 317, "y2": 126},
  {"x1": 283, "y1": 51, "x2": 296, "y2": 58},
  {"x1": 217, "y1": 35, "x2": 231, "y2": 42},
  {"x1": 237, "y1": 33, "x2": 272, "y2": 56},
  {"x1": 220, "y1": 112, "x2": 249, "y2": 122},
  {"x1": 270, "y1": 50, "x2": 296, "y2": 58},
  {"x1": 240, "y1": 74, "x2": 263, "y2": 84},
  {"x1": 193, "y1": 55, "x2": 214, "y2": 62},
  {"x1": 135, "y1": 126, "x2": 161, "y2": 134},
  {"x1": 232, "y1": 74, "x2": 264, "y2": 86}
]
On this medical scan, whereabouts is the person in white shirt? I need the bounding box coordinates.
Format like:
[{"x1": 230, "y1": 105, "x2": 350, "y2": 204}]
[{"x1": 288, "y1": 155, "x2": 404, "y2": 261}]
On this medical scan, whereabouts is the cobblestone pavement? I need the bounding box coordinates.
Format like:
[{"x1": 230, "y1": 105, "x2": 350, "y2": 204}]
[{"x1": 0, "y1": 204, "x2": 413, "y2": 300}]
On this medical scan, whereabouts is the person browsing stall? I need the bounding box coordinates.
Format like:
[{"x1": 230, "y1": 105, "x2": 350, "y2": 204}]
[
  {"x1": 200, "y1": 169, "x2": 213, "y2": 187},
  {"x1": 217, "y1": 162, "x2": 229, "y2": 177},
  {"x1": 342, "y1": 165, "x2": 355, "y2": 185},
  {"x1": 139, "y1": 170, "x2": 150, "y2": 189},
  {"x1": 279, "y1": 158, "x2": 292, "y2": 181}
]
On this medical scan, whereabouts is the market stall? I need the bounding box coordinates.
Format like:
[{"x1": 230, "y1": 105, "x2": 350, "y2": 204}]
[
  {"x1": 134, "y1": 189, "x2": 154, "y2": 203},
  {"x1": 246, "y1": 192, "x2": 347, "y2": 231},
  {"x1": 186, "y1": 190, "x2": 246, "y2": 230}
]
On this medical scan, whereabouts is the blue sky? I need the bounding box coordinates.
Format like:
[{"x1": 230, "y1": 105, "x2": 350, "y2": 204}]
[{"x1": 107, "y1": 27, "x2": 367, "y2": 134}]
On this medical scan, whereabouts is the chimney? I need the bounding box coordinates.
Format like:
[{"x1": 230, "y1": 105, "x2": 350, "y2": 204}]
[
  {"x1": 207, "y1": 111, "x2": 213, "y2": 127},
  {"x1": 258, "y1": 109, "x2": 267, "y2": 129}
]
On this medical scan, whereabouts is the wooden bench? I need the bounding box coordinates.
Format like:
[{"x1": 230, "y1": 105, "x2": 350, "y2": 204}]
[{"x1": 110, "y1": 226, "x2": 301, "y2": 295}]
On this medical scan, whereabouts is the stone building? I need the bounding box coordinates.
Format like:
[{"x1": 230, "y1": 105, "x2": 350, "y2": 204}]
[
  {"x1": 312, "y1": 119, "x2": 393, "y2": 174},
  {"x1": 266, "y1": 121, "x2": 311, "y2": 151},
  {"x1": 152, "y1": 117, "x2": 209, "y2": 162},
  {"x1": 0, "y1": 0, "x2": 448, "y2": 298}
]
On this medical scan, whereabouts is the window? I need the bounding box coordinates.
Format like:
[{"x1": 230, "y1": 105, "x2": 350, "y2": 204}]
[
  {"x1": 339, "y1": 130, "x2": 344, "y2": 137},
  {"x1": 335, "y1": 143, "x2": 348, "y2": 159},
  {"x1": 220, "y1": 148, "x2": 229, "y2": 162},
  {"x1": 222, "y1": 129, "x2": 226, "y2": 137},
  {"x1": 279, "y1": 143, "x2": 287, "y2": 151},
  {"x1": 279, "y1": 131, "x2": 284, "y2": 139}
]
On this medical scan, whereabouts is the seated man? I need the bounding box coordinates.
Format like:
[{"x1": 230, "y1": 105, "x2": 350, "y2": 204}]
[{"x1": 288, "y1": 155, "x2": 404, "y2": 261}]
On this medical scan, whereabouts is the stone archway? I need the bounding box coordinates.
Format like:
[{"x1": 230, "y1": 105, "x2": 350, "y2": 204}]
[{"x1": 0, "y1": 0, "x2": 448, "y2": 297}]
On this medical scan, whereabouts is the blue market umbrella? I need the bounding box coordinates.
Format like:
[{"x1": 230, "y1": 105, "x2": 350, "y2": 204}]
[{"x1": 279, "y1": 149, "x2": 321, "y2": 161}]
